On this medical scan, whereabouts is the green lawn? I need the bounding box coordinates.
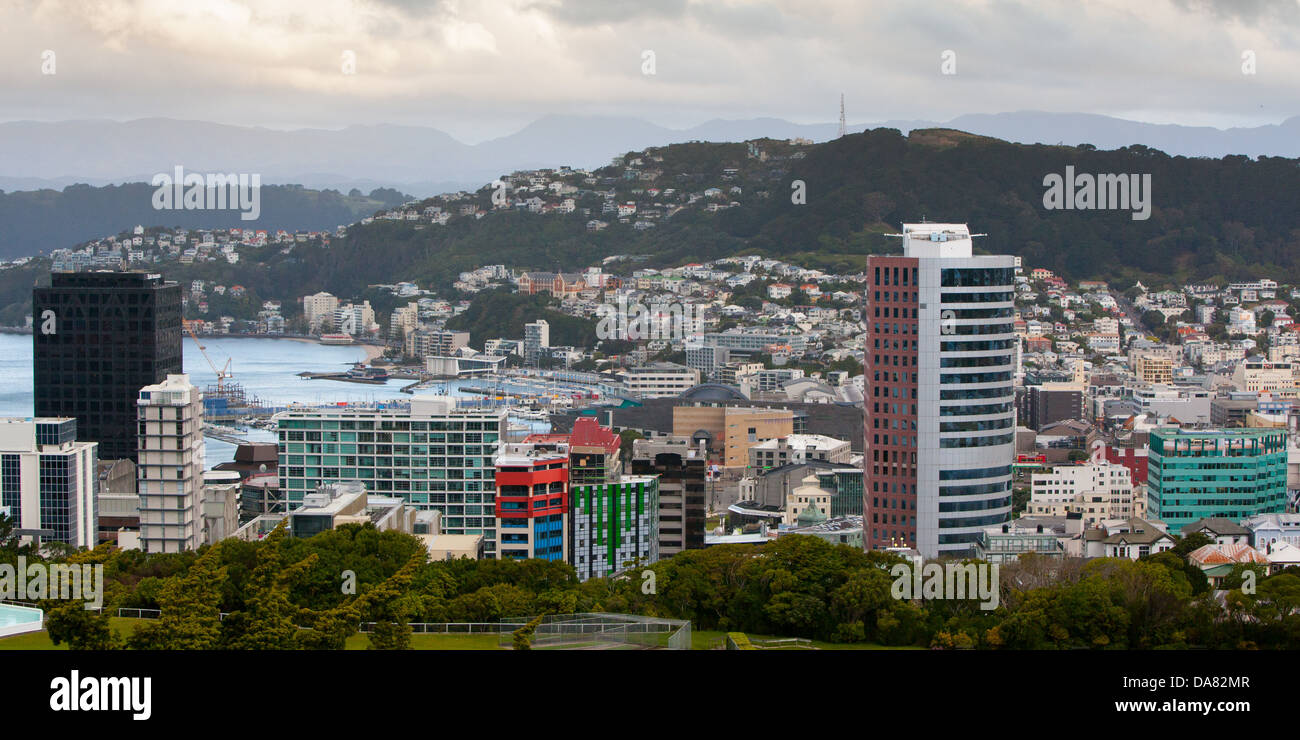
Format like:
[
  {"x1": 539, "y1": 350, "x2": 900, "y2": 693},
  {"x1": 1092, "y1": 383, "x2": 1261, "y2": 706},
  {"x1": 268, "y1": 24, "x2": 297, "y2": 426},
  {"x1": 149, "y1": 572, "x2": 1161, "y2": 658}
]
[
  {"x1": 346, "y1": 632, "x2": 504, "y2": 650},
  {"x1": 689, "y1": 629, "x2": 921, "y2": 650},
  {"x1": 0, "y1": 617, "x2": 143, "y2": 650},
  {"x1": 0, "y1": 620, "x2": 506, "y2": 651},
  {"x1": 3, "y1": 621, "x2": 909, "y2": 651}
]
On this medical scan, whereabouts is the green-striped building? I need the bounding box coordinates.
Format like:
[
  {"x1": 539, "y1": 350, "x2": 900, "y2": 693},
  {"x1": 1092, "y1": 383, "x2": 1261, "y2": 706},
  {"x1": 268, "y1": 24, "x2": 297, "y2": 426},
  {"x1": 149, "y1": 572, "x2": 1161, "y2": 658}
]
[
  {"x1": 570, "y1": 475, "x2": 659, "y2": 581},
  {"x1": 1146, "y1": 428, "x2": 1287, "y2": 532}
]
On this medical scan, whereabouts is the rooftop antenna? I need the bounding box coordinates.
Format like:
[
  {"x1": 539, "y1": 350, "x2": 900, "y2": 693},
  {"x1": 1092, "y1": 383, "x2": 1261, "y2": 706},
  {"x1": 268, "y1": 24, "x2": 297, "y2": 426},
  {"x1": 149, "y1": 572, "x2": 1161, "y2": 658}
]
[{"x1": 838, "y1": 94, "x2": 846, "y2": 138}]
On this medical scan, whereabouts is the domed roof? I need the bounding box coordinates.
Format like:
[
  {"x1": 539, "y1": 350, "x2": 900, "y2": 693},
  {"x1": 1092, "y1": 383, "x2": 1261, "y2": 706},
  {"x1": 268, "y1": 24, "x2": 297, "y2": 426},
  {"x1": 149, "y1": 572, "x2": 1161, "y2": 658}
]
[
  {"x1": 797, "y1": 501, "x2": 827, "y2": 526},
  {"x1": 794, "y1": 474, "x2": 830, "y2": 526},
  {"x1": 679, "y1": 383, "x2": 749, "y2": 401}
]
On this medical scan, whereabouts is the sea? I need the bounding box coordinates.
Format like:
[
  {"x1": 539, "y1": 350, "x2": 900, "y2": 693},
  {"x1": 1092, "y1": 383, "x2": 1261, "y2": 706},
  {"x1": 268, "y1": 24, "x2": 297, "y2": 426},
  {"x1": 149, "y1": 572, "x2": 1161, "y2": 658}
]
[{"x1": 0, "y1": 333, "x2": 520, "y2": 467}]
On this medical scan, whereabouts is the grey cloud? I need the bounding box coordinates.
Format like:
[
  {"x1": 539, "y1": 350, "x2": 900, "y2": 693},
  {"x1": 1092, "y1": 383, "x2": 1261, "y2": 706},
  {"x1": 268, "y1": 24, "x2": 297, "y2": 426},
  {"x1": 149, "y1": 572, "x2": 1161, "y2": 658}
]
[
  {"x1": 1169, "y1": 0, "x2": 1300, "y2": 24},
  {"x1": 524, "y1": 0, "x2": 690, "y2": 27},
  {"x1": 357, "y1": 0, "x2": 450, "y2": 14}
]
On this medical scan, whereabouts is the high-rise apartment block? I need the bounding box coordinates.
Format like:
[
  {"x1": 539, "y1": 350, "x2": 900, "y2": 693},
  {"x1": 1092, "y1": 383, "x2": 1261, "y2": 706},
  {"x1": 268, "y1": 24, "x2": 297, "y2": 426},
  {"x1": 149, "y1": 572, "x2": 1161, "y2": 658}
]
[
  {"x1": 524, "y1": 319, "x2": 550, "y2": 364},
  {"x1": 136, "y1": 374, "x2": 205, "y2": 553},
  {"x1": 302, "y1": 292, "x2": 339, "y2": 332}
]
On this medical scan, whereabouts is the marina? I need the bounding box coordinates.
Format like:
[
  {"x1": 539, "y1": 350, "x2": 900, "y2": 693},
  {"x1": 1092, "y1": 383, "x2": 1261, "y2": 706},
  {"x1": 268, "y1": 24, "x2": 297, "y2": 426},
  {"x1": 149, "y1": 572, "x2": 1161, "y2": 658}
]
[
  {"x1": 0, "y1": 335, "x2": 590, "y2": 465},
  {"x1": 0, "y1": 334, "x2": 410, "y2": 466}
]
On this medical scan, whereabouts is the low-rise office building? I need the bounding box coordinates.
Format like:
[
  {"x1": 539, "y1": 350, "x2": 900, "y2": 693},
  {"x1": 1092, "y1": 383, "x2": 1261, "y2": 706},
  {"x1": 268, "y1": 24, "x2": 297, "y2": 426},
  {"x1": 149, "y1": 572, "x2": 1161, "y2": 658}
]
[
  {"x1": 747, "y1": 434, "x2": 852, "y2": 472},
  {"x1": 233, "y1": 480, "x2": 416, "y2": 540},
  {"x1": 623, "y1": 362, "x2": 701, "y2": 398},
  {"x1": 975, "y1": 517, "x2": 1069, "y2": 565},
  {"x1": 0, "y1": 417, "x2": 98, "y2": 550},
  {"x1": 781, "y1": 515, "x2": 864, "y2": 549}
]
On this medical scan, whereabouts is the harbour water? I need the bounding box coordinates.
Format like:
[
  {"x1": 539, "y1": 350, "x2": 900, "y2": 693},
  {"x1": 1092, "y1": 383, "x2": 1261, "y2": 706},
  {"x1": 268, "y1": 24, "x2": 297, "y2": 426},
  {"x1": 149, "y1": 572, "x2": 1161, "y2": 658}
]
[
  {"x1": 0, "y1": 334, "x2": 406, "y2": 466},
  {"x1": 0, "y1": 333, "x2": 553, "y2": 467}
]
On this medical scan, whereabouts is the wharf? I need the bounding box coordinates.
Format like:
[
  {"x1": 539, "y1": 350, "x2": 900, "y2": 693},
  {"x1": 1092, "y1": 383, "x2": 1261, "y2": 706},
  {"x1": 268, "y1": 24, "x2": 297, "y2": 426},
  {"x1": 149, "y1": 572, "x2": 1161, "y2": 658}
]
[{"x1": 297, "y1": 371, "x2": 388, "y2": 385}]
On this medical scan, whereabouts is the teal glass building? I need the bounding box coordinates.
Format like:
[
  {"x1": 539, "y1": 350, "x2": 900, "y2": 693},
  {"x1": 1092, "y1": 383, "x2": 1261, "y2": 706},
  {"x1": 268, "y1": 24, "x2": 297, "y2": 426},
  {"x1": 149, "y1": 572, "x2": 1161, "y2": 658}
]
[
  {"x1": 275, "y1": 398, "x2": 505, "y2": 555},
  {"x1": 1146, "y1": 428, "x2": 1287, "y2": 532}
]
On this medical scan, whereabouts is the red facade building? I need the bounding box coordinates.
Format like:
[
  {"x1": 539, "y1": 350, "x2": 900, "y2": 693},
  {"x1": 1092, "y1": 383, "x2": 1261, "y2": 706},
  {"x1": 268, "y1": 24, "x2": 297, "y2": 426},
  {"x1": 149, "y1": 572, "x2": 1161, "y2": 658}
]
[{"x1": 494, "y1": 443, "x2": 570, "y2": 560}]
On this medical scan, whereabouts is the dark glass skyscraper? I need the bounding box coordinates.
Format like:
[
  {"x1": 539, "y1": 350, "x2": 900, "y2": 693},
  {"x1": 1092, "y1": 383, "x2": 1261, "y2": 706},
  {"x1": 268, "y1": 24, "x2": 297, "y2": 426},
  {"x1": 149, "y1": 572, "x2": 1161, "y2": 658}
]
[{"x1": 32, "y1": 272, "x2": 183, "y2": 463}]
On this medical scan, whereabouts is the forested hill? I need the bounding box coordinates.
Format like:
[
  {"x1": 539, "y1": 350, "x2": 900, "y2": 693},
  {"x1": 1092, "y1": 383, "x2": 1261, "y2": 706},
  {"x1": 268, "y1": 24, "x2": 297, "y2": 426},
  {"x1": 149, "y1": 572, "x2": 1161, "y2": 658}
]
[
  {"x1": 3, "y1": 127, "x2": 1299, "y2": 321},
  {"x1": 0, "y1": 184, "x2": 411, "y2": 260},
  {"x1": 254, "y1": 127, "x2": 1300, "y2": 300},
  {"x1": 743, "y1": 127, "x2": 1300, "y2": 284}
]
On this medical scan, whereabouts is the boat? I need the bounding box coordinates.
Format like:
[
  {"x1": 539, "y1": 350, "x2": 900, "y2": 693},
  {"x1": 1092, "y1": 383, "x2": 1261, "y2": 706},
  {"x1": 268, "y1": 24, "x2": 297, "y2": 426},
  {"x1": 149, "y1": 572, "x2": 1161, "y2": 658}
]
[
  {"x1": 319, "y1": 333, "x2": 355, "y2": 345},
  {"x1": 346, "y1": 363, "x2": 390, "y2": 381}
]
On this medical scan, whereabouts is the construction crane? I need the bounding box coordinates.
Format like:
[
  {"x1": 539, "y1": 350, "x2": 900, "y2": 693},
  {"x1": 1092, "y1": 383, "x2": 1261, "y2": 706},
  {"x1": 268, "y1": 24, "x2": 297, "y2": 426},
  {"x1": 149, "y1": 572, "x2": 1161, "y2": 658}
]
[{"x1": 185, "y1": 322, "x2": 234, "y2": 394}]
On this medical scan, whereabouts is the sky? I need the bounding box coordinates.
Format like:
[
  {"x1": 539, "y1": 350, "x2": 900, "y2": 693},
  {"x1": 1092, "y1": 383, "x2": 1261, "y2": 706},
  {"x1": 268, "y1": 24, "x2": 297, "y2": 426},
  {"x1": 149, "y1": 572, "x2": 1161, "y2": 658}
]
[{"x1": 0, "y1": 0, "x2": 1297, "y2": 142}]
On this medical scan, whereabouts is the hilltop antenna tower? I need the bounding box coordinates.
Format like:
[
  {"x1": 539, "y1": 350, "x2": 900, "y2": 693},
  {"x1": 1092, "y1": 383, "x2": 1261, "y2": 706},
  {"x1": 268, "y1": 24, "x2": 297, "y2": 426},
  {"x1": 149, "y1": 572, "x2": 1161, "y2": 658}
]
[{"x1": 838, "y1": 94, "x2": 846, "y2": 138}]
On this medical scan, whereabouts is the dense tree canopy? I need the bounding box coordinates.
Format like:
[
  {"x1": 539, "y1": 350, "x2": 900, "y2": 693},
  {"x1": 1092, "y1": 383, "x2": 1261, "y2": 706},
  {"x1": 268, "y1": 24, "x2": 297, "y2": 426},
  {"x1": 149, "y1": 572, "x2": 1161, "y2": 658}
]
[{"x1": 14, "y1": 520, "x2": 1300, "y2": 650}]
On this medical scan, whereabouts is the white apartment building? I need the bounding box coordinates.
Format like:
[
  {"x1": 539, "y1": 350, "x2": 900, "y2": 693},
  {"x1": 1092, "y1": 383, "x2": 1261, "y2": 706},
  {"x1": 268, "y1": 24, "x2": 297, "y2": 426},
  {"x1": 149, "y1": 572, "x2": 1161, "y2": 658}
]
[
  {"x1": 1232, "y1": 358, "x2": 1298, "y2": 397},
  {"x1": 1228, "y1": 306, "x2": 1257, "y2": 334},
  {"x1": 685, "y1": 343, "x2": 730, "y2": 380},
  {"x1": 302, "y1": 291, "x2": 339, "y2": 331},
  {"x1": 716, "y1": 361, "x2": 765, "y2": 387},
  {"x1": 1185, "y1": 342, "x2": 1247, "y2": 367},
  {"x1": 623, "y1": 362, "x2": 701, "y2": 398},
  {"x1": 749, "y1": 434, "x2": 852, "y2": 471},
  {"x1": 739, "y1": 367, "x2": 806, "y2": 393},
  {"x1": 524, "y1": 319, "x2": 550, "y2": 364},
  {"x1": 201, "y1": 470, "x2": 242, "y2": 545},
  {"x1": 333, "y1": 301, "x2": 375, "y2": 336},
  {"x1": 1093, "y1": 317, "x2": 1119, "y2": 335},
  {"x1": 0, "y1": 417, "x2": 98, "y2": 549},
  {"x1": 484, "y1": 338, "x2": 523, "y2": 357},
  {"x1": 137, "y1": 374, "x2": 205, "y2": 554},
  {"x1": 389, "y1": 302, "x2": 420, "y2": 340},
  {"x1": 1028, "y1": 461, "x2": 1134, "y2": 526},
  {"x1": 704, "y1": 330, "x2": 808, "y2": 354}
]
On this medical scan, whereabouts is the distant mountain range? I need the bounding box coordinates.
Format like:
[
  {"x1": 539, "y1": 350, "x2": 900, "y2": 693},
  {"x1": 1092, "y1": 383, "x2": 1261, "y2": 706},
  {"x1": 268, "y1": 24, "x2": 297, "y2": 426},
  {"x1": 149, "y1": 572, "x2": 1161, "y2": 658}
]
[{"x1": 1, "y1": 112, "x2": 1297, "y2": 197}]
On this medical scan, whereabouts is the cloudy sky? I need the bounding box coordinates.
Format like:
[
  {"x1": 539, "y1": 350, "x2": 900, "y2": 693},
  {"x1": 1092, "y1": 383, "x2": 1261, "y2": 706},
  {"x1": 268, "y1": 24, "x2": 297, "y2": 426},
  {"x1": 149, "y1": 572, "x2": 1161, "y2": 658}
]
[{"x1": 1, "y1": 0, "x2": 1296, "y2": 141}]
